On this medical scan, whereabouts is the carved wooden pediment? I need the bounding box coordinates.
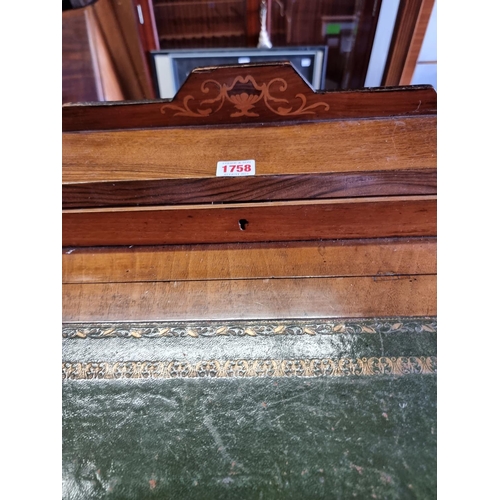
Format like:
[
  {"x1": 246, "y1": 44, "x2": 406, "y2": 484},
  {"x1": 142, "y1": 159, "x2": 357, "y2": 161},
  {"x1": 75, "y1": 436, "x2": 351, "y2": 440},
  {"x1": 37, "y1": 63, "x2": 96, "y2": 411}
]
[{"x1": 63, "y1": 62, "x2": 436, "y2": 131}]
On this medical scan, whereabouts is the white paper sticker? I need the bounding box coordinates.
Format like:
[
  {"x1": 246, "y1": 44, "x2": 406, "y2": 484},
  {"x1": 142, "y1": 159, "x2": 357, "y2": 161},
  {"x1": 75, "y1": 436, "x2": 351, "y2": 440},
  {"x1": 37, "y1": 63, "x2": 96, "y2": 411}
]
[{"x1": 216, "y1": 160, "x2": 256, "y2": 177}]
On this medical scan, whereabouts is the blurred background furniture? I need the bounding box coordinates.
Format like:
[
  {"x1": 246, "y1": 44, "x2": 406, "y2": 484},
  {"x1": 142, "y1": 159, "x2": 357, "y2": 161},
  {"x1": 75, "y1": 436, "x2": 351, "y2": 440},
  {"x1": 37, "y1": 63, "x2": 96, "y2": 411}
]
[{"x1": 62, "y1": 0, "x2": 436, "y2": 103}]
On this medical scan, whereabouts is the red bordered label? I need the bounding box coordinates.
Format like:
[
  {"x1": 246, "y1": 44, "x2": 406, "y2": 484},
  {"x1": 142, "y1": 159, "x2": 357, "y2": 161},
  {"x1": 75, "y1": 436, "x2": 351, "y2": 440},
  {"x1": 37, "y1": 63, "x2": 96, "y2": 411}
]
[{"x1": 216, "y1": 160, "x2": 256, "y2": 177}]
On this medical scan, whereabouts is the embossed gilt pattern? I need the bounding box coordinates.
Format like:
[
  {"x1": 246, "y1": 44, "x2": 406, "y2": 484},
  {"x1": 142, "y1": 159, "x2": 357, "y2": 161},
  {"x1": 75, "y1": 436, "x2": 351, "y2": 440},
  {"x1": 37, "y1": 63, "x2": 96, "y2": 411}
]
[
  {"x1": 160, "y1": 75, "x2": 329, "y2": 118},
  {"x1": 63, "y1": 356, "x2": 437, "y2": 380},
  {"x1": 63, "y1": 318, "x2": 437, "y2": 380},
  {"x1": 62, "y1": 318, "x2": 437, "y2": 339}
]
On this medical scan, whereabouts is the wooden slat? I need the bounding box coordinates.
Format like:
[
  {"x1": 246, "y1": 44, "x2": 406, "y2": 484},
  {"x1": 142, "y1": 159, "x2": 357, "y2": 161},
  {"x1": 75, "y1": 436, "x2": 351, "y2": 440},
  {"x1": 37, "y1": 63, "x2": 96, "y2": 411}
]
[
  {"x1": 86, "y1": 7, "x2": 124, "y2": 102},
  {"x1": 245, "y1": 0, "x2": 260, "y2": 47},
  {"x1": 400, "y1": 0, "x2": 436, "y2": 85},
  {"x1": 347, "y1": 0, "x2": 382, "y2": 89},
  {"x1": 62, "y1": 9, "x2": 101, "y2": 103},
  {"x1": 382, "y1": 0, "x2": 425, "y2": 86},
  {"x1": 62, "y1": 237, "x2": 437, "y2": 284},
  {"x1": 62, "y1": 196, "x2": 437, "y2": 247},
  {"x1": 63, "y1": 169, "x2": 436, "y2": 209},
  {"x1": 91, "y1": 0, "x2": 155, "y2": 100},
  {"x1": 62, "y1": 275, "x2": 437, "y2": 322},
  {"x1": 137, "y1": 0, "x2": 160, "y2": 52},
  {"x1": 110, "y1": 0, "x2": 156, "y2": 98},
  {"x1": 136, "y1": 0, "x2": 160, "y2": 84},
  {"x1": 63, "y1": 117, "x2": 436, "y2": 184}
]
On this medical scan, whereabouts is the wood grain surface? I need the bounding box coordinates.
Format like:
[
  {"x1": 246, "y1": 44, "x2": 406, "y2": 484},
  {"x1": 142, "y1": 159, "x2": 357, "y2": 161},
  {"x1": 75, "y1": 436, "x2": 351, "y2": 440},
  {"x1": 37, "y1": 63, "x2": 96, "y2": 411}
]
[
  {"x1": 63, "y1": 117, "x2": 436, "y2": 184},
  {"x1": 62, "y1": 237, "x2": 437, "y2": 284},
  {"x1": 400, "y1": 0, "x2": 436, "y2": 85},
  {"x1": 62, "y1": 196, "x2": 437, "y2": 247},
  {"x1": 63, "y1": 169, "x2": 437, "y2": 209},
  {"x1": 136, "y1": 0, "x2": 160, "y2": 52},
  {"x1": 61, "y1": 64, "x2": 437, "y2": 324},
  {"x1": 347, "y1": 0, "x2": 383, "y2": 89},
  {"x1": 62, "y1": 9, "x2": 101, "y2": 104},
  {"x1": 62, "y1": 63, "x2": 437, "y2": 132},
  {"x1": 85, "y1": 6, "x2": 124, "y2": 101},
  {"x1": 62, "y1": 275, "x2": 437, "y2": 322},
  {"x1": 382, "y1": 0, "x2": 425, "y2": 86},
  {"x1": 91, "y1": 0, "x2": 155, "y2": 100}
]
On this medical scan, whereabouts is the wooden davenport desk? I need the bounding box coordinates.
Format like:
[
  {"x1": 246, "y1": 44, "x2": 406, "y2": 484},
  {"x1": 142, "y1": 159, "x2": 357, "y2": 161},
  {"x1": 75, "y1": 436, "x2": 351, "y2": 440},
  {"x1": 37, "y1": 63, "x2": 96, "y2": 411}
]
[{"x1": 62, "y1": 63, "x2": 437, "y2": 499}]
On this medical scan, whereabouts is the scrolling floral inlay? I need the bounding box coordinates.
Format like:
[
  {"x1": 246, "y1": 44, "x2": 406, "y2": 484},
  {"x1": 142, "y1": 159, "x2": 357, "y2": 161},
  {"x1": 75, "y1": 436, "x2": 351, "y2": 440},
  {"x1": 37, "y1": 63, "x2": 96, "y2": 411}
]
[
  {"x1": 160, "y1": 75, "x2": 330, "y2": 118},
  {"x1": 62, "y1": 318, "x2": 437, "y2": 339},
  {"x1": 62, "y1": 356, "x2": 437, "y2": 380}
]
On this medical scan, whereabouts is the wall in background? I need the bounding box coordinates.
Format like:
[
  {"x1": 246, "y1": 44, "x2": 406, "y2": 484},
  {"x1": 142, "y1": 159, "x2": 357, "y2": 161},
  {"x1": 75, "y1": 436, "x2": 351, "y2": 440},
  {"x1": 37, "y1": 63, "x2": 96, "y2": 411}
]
[
  {"x1": 411, "y1": 0, "x2": 436, "y2": 89},
  {"x1": 364, "y1": 0, "x2": 400, "y2": 87},
  {"x1": 364, "y1": 0, "x2": 437, "y2": 90}
]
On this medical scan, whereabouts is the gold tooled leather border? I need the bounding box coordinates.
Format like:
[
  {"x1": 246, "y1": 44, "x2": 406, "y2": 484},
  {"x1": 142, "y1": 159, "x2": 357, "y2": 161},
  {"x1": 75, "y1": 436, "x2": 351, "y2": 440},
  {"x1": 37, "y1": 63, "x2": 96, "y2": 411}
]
[
  {"x1": 62, "y1": 317, "x2": 437, "y2": 339},
  {"x1": 63, "y1": 356, "x2": 437, "y2": 380}
]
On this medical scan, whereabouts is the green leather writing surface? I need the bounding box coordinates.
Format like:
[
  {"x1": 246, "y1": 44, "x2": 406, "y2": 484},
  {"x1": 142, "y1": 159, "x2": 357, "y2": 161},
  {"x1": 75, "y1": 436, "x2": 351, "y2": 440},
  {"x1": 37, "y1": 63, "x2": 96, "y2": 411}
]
[{"x1": 62, "y1": 318, "x2": 436, "y2": 499}]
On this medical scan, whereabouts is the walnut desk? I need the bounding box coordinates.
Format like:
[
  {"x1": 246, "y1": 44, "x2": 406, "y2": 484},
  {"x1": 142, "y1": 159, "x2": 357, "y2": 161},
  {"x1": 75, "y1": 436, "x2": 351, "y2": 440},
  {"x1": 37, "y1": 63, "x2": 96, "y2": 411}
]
[{"x1": 62, "y1": 62, "x2": 437, "y2": 499}]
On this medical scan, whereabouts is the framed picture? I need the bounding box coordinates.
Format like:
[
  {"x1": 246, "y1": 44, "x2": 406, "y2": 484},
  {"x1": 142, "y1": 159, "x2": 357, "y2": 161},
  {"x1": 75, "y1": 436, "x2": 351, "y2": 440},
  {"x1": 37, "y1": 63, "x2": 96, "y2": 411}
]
[{"x1": 151, "y1": 47, "x2": 328, "y2": 99}]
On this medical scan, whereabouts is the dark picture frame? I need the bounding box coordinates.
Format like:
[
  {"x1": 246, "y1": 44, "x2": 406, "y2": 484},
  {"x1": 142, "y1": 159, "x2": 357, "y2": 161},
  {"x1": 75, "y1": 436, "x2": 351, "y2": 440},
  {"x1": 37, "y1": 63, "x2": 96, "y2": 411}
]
[{"x1": 150, "y1": 46, "x2": 328, "y2": 98}]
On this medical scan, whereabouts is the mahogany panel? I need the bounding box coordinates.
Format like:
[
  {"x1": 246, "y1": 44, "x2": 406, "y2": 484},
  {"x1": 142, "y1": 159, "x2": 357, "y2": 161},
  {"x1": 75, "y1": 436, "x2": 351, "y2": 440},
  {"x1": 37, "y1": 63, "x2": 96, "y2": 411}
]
[
  {"x1": 62, "y1": 62, "x2": 437, "y2": 131},
  {"x1": 63, "y1": 117, "x2": 436, "y2": 184},
  {"x1": 63, "y1": 169, "x2": 436, "y2": 209},
  {"x1": 62, "y1": 237, "x2": 437, "y2": 284},
  {"x1": 62, "y1": 196, "x2": 437, "y2": 247},
  {"x1": 62, "y1": 275, "x2": 437, "y2": 322}
]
